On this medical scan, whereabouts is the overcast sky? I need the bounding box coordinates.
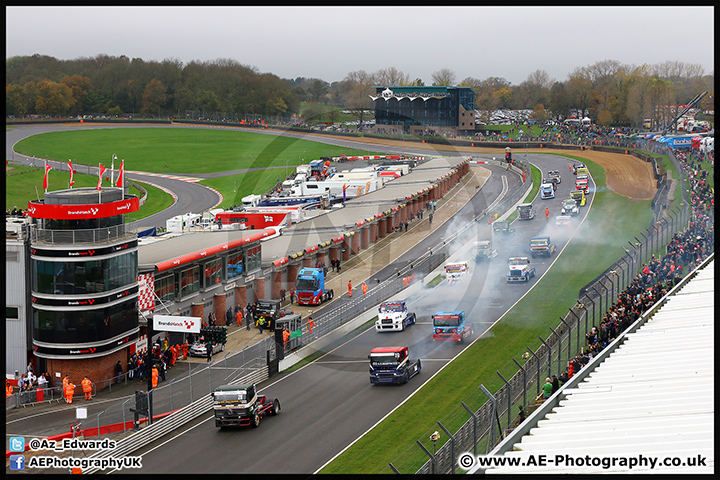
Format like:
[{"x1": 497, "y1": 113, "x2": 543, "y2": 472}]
[{"x1": 6, "y1": 6, "x2": 714, "y2": 85}]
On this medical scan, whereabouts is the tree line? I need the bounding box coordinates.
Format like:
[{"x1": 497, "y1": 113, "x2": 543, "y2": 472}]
[{"x1": 6, "y1": 54, "x2": 714, "y2": 128}]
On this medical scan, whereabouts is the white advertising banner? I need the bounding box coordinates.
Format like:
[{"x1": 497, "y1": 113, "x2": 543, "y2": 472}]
[{"x1": 153, "y1": 315, "x2": 201, "y2": 333}]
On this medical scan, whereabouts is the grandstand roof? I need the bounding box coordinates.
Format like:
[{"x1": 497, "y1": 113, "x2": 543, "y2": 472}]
[{"x1": 474, "y1": 259, "x2": 714, "y2": 474}]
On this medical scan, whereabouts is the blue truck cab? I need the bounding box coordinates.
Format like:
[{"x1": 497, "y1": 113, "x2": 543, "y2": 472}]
[
  {"x1": 368, "y1": 346, "x2": 421, "y2": 385},
  {"x1": 432, "y1": 311, "x2": 472, "y2": 343},
  {"x1": 294, "y1": 267, "x2": 334, "y2": 306}
]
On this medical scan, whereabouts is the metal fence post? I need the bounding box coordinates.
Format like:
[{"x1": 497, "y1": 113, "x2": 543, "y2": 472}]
[
  {"x1": 461, "y1": 401, "x2": 478, "y2": 457},
  {"x1": 416, "y1": 440, "x2": 436, "y2": 475},
  {"x1": 512, "y1": 358, "x2": 526, "y2": 411},
  {"x1": 496, "y1": 372, "x2": 512, "y2": 430},
  {"x1": 479, "y1": 384, "x2": 498, "y2": 453},
  {"x1": 526, "y1": 346, "x2": 541, "y2": 397},
  {"x1": 437, "y1": 421, "x2": 456, "y2": 474}
]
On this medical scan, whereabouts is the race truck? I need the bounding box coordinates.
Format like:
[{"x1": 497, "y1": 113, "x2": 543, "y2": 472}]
[
  {"x1": 211, "y1": 383, "x2": 280, "y2": 428},
  {"x1": 543, "y1": 177, "x2": 558, "y2": 191},
  {"x1": 368, "y1": 346, "x2": 421, "y2": 385},
  {"x1": 575, "y1": 177, "x2": 589, "y2": 193},
  {"x1": 517, "y1": 203, "x2": 536, "y2": 220},
  {"x1": 444, "y1": 261, "x2": 470, "y2": 284},
  {"x1": 561, "y1": 198, "x2": 579, "y2": 216},
  {"x1": 432, "y1": 311, "x2": 472, "y2": 343},
  {"x1": 540, "y1": 182, "x2": 555, "y2": 199},
  {"x1": 570, "y1": 190, "x2": 586, "y2": 207},
  {"x1": 375, "y1": 300, "x2": 416, "y2": 332},
  {"x1": 473, "y1": 240, "x2": 498, "y2": 262},
  {"x1": 294, "y1": 267, "x2": 334, "y2": 306},
  {"x1": 530, "y1": 236, "x2": 556, "y2": 257},
  {"x1": 575, "y1": 166, "x2": 589, "y2": 177},
  {"x1": 507, "y1": 257, "x2": 535, "y2": 283},
  {"x1": 572, "y1": 163, "x2": 586, "y2": 175},
  {"x1": 547, "y1": 170, "x2": 561, "y2": 184},
  {"x1": 492, "y1": 220, "x2": 515, "y2": 235}
]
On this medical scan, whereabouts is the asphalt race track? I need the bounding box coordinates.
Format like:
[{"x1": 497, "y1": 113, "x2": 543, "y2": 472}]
[
  {"x1": 127, "y1": 154, "x2": 591, "y2": 474},
  {"x1": 6, "y1": 124, "x2": 590, "y2": 474}
]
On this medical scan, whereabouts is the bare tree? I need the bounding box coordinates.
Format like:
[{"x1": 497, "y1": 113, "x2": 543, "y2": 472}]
[{"x1": 431, "y1": 68, "x2": 456, "y2": 86}]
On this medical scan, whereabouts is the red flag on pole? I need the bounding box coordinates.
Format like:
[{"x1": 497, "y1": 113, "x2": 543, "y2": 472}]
[
  {"x1": 68, "y1": 160, "x2": 75, "y2": 186},
  {"x1": 116, "y1": 160, "x2": 124, "y2": 187},
  {"x1": 97, "y1": 164, "x2": 106, "y2": 190},
  {"x1": 43, "y1": 162, "x2": 52, "y2": 190}
]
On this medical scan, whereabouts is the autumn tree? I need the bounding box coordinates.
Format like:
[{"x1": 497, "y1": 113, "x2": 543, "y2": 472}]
[
  {"x1": 34, "y1": 80, "x2": 74, "y2": 115},
  {"x1": 59, "y1": 75, "x2": 92, "y2": 116},
  {"x1": 141, "y1": 78, "x2": 169, "y2": 116}
]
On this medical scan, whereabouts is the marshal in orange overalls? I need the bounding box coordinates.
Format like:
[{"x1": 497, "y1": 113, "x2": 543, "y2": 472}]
[
  {"x1": 81, "y1": 377, "x2": 92, "y2": 400},
  {"x1": 64, "y1": 382, "x2": 75, "y2": 404}
]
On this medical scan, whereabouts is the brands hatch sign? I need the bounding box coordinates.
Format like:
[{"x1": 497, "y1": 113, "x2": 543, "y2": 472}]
[
  {"x1": 369, "y1": 88, "x2": 450, "y2": 102},
  {"x1": 153, "y1": 315, "x2": 201, "y2": 334},
  {"x1": 27, "y1": 197, "x2": 140, "y2": 220}
]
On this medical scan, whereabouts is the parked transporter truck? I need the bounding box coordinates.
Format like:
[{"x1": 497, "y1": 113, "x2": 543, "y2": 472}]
[{"x1": 294, "y1": 268, "x2": 334, "y2": 306}]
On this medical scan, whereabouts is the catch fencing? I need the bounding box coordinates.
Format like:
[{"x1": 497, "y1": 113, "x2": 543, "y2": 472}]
[{"x1": 383, "y1": 144, "x2": 711, "y2": 474}]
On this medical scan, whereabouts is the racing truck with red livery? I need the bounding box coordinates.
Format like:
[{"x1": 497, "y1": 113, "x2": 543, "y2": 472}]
[
  {"x1": 368, "y1": 346, "x2": 421, "y2": 385},
  {"x1": 211, "y1": 383, "x2": 280, "y2": 429},
  {"x1": 432, "y1": 311, "x2": 472, "y2": 343},
  {"x1": 294, "y1": 267, "x2": 334, "y2": 306}
]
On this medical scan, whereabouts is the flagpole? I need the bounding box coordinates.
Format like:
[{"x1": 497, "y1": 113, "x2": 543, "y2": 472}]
[{"x1": 111, "y1": 154, "x2": 116, "y2": 186}]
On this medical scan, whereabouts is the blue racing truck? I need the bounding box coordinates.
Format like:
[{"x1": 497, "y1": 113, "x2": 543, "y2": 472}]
[
  {"x1": 368, "y1": 346, "x2": 421, "y2": 385},
  {"x1": 432, "y1": 311, "x2": 472, "y2": 343},
  {"x1": 294, "y1": 267, "x2": 334, "y2": 306}
]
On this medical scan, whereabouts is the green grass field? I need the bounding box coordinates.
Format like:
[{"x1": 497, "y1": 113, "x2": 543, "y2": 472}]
[
  {"x1": 8, "y1": 127, "x2": 381, "y2": 215},
  {"x1": 4, "y1": 164, "x2": 167, "y2": 218},
  {"x1": 320, "y1": 156, "x2": 654, "y2": 474},
  {"x1": 13, "y1": 127, "x2": 379, "y2": 174}
]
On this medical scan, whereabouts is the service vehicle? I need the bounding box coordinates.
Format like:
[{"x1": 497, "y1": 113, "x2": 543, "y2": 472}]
[
  {"x1": 492, "y1": 220, "x2": 515, "y2": 235},
  {"x1": 432, "y1": 311, "x2": 472, "y2": 343},
  {"x1": 444, "y1": 261, "x2": 470, "y2": 284},
  {"x1": 555, "y1": 215, "x2": 573, "y2": 227},
  {"x1": 211, "y1": 383, "x2": 280, "y2": 428},
  {"x1": 368, "y1": 346, "x2": 421, "y2": 385},
  {"x1": 294, "y1": 267, "x2": 334, "y2": 306},
  {"x1": 189, "y1": 339, "x2": 225, "y2": 357},
  {"x1": 530, "y1": 236, "x2": 556, "y2": 257},
  {"x1": 575, "y1": 177, "x2": 589, "y2": 193},
  {"x1": 570, "y1": 190, "x2": 586, "y2": 206},
  {"x1": 561, "y1": 198, "x2": 579, "y2": 216},
  {"x1": 517, "y1": 203, "x2": 536, "y2": 220},
  {"x1": 375, "y1": 300, "x2": 416, "y2": 332},
  {"x1": 507, "y1": 257, "x2": 535, "y2": 283},
  {"x1": 473, "y1": 240, "x2": 498, "y2": 262},
  {"x1": 547, "y1": 170, "x2": 561, "y2": 184},
  {"x1": 540, "y1": 182, "x2": 555, "y2": 199}
]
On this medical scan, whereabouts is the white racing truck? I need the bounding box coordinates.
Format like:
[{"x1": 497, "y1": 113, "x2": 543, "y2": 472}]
[
  {"x1": 375, "y1": 300, "x2": 416, "y2": 332},
  {"x1": 506, "y1": 257, "x2": 535, "y2": 283}
]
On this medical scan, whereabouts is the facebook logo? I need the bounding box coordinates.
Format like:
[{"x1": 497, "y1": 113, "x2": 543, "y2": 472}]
[
  {"x1": 9, "y1": 436, "x2": 25, "y2": 452},
  {"x1": 9, "y1": 454, "x2": 25, "y2": 470}
]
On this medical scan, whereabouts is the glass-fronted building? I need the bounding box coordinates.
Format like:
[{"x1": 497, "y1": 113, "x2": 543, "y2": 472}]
[
  {"x1": 370, "y1": 86, "x2": 477, "y2": 135},
  {"x1": 26, "y1": 187, "x2": 140, "y2": 381}
]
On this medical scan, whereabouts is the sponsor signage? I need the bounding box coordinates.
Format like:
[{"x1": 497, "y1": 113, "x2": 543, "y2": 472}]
[
  {"x1": 30, "y1": 240, "x2": 138, "y2": 258},
  {"x1": 27, "y1": 197, "x2": 140, "y2": 220},
  {"x1": 153, "y1": 315, "x2": 201, "y2": 333},
  {"x1": 32, "y1": 286, "x2": 138, "y2": 307},
  {"x1": 33, "y1": 332, "x2": 137, "y2": 357}
]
